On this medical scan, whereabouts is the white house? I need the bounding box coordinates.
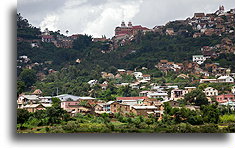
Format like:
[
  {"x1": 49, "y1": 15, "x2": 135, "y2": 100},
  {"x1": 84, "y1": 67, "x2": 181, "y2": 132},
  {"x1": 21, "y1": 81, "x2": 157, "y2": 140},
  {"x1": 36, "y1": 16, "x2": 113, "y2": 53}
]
[
  {"x1": 231, "y1": 86, "x2": 235, "y2": 94},
  {"x1": 217, "y1": 76, "x2": 234, "y2": 83},
  {"x1": 39, "y1": 96, "x2": 52, "y2": 104},
  {"x1": 133, "y1": 72, "x2": 143, "y2": 80},
  {"x1": 203, "y1": 87, "x2": 218, "y2": 96},
  {"x1": 171, "y1": 89, "x2": 188, "y2": 100},
  {"x1": 17, "y1": 95, "x2": 39, "y2": 108},
  {"x1": 147, "y1": 92, "x2": 169, "y2": 101},
  {"x1": 192, "y1": 55, "x2": 207, "y2": 65},
  {"x1": 142, "y1": 74, "x2": 151, "y2": 81},
  {"x1": 55, "y1": 94, "x2": 80, "y2": 101},
  {"x1": 88, "y1": 79, "x2": 98, "y2": 87}
]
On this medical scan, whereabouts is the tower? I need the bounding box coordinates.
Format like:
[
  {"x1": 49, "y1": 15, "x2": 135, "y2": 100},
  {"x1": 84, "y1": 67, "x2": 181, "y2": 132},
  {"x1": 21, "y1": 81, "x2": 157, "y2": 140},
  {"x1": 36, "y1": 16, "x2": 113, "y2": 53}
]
[
  {"x1": 121, "y1": 21, "x2": 126, "y2": 27},
  {"x1": 219, "y1": 5, "x2": 224, "y2": 11},
  {"x1": 128, "y1": 21, "x2": 132, "y2": 27}
]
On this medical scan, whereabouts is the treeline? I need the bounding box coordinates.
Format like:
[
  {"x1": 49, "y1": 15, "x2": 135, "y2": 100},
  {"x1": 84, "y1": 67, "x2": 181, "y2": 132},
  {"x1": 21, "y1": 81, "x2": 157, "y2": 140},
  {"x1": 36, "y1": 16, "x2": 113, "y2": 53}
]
[{"x1": 17, "y1": 101, "x2": 235, "y2": 133}]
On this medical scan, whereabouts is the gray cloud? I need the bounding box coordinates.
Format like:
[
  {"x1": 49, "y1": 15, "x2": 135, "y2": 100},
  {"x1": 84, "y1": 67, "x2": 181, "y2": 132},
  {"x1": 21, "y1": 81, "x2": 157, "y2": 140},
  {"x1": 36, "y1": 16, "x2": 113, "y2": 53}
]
[{"x1": 17, "y1": 0, "x2": 234, "y2": 38}]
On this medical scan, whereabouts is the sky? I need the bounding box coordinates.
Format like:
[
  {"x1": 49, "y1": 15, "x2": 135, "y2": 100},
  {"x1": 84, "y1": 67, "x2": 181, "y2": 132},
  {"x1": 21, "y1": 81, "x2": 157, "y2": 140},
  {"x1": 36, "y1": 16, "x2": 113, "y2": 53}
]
[{"x1": 17, "y1": 0, "x2": 234, "y2": 38}]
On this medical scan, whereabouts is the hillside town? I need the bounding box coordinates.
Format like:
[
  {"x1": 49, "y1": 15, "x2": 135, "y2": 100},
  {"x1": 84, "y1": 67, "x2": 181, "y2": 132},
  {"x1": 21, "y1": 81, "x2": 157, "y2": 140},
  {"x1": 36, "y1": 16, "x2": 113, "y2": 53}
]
[{"x1": 17, "y1": 6, "x2": 235, "y2": 133}]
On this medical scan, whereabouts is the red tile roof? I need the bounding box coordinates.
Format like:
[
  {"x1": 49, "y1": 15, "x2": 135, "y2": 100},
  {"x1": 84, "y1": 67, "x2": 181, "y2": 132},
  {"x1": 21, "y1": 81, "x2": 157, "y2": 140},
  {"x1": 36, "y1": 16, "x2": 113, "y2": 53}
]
[
  {"x1": 116, "y1": 96, "x2": 148, "y2": 101},
  {"x1": 42, "y1": 35, "x2": 53, "y2": 39}
]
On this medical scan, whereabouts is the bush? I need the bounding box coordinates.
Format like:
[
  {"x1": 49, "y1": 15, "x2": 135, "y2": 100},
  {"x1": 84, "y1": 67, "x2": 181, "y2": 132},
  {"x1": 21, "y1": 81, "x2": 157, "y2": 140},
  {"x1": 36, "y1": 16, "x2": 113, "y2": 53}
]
[{"x1": 219, "y1": 114, "x2": 235, "y2": 123}]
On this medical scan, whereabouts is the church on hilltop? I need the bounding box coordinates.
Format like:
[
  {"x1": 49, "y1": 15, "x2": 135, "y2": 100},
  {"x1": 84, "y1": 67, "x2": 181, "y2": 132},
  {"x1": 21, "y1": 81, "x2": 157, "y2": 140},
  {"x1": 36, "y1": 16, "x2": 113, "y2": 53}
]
[{"x1": 114, "y1": 21, "x2": 150, "y2": 36}]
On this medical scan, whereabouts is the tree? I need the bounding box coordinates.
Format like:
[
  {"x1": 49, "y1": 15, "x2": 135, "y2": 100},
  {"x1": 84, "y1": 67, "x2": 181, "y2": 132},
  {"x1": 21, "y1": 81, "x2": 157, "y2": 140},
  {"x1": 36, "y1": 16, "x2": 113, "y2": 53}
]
[
  {"x1": 184, "y1": 89, "x2": 208, "y2": 106},
  {"x1": 201, "y1": 104, "x2": 220, "y2": 124},
  {"x1": 18, "y1": 69, "x2": 37, "y2": 88},
  {"x1": 17, "y1": 109, "x2": 31, "y2": 124},
  {"x1": 72, "y1": 34, "x2": 92, "y2": 51},
  {"x1": 17, "y1": 80, "x2": 25, "y2": 96}
]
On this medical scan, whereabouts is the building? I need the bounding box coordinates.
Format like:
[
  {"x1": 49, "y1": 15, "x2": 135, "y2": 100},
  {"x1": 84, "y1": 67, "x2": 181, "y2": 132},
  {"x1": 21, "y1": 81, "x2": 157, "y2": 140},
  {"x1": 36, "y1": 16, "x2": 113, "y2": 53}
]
[
  {"x1": 61, "y1": 101, "x2": 81, "y2": 111},
  {"x1": 115, "y1": 21, "x2": 150, "y2": 36},
  {"x1": 192, "y1": 55, "x2": 207, "y2": 65},
  {"x1": 116, "y1": 97, "x2": 147, "y2": 106},
  {"x1": 216, "y1": 94, "x2": 235, "y2": 103},
  {"x1": 203, "y1": 87, "x2": 218, "y2": 96},
  {"x1": 184, "y1": 87, "x2": 196, "y2": 93},
  {"x1": 55, "y1": 94, "x2": 80, "y2": 101},
  {"x1": 17, "y1": 95, "x2": 39, "y2": 108},
  {"x1": 38, "y1": 96, "x2": 52, "y2": 104},
  {"x1": 131, "y1": 106, "x2": 160, "y2": 117},
  {"x1": 217, "y1": 76, "x2": 234, "y2": 83},
  {"x1": 142, "y1": 74, "x2": 151, "y2": 81},
  {"x1": 22, "y1": 104, "x2": 52, "y2": 112},
  {"x1": 194, "y1": 13, "x2": 205, "y2": 19},
  {"x1": 232, "y1": 86, "x2": 235, "y2": 94},
  {"x1": 200, "y1": 79, "x2": 218, "y2": 83},
  {"x1": 147, "y1": 92, "x2": 168, "y2": 101},
  {"x1": 110, "y1": 102, "x2": 130, "y2": 114},
  {"x1": 165, "y1": 28, "x2": 174, "y2": 35},
  {"x1": 171, "y1": 89, "x2": 188, "y2": 100}
]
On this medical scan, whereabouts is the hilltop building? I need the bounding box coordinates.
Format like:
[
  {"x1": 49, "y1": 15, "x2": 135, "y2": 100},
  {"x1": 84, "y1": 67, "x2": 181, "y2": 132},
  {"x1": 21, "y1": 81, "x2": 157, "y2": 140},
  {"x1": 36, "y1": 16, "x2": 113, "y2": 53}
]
[{"x1": 115, "y1": 21, "x2": 150, "y2": 36}]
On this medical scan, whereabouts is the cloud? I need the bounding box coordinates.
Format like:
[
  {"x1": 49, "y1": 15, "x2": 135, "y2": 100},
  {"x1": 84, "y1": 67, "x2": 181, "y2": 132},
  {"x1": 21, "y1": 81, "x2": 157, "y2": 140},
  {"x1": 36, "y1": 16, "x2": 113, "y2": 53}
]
[
  {"x1": 82, "y1": 0, "x2": 143, "y2": 37},
  {"x1": 39, "y1": 15, "x2": 59, "y2": 32},
  {"x1": 18, "y1": 0, "x2": 234, "y2": 38}
]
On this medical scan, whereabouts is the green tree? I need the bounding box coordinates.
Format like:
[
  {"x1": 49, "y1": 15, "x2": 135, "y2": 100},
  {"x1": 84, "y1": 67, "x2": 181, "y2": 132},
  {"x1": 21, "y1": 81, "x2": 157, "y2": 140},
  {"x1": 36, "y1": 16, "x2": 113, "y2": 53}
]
[
  {"x1": 184, "y1": 89, "x2": 208, "y2": 106},
  {"x1": 17, "y1": 109, "x2": 31, "y2": 124},
  {"x1": 17, "y1": 80, "x2": 25, "y2": 96},
  {"x1": 19, "y1": 69, "x2": 37, "y2": 88}
]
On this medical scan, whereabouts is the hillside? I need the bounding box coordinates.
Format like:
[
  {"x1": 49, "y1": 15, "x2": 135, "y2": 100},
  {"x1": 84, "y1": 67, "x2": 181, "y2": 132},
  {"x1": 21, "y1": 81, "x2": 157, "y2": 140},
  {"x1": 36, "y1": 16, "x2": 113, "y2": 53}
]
[{"x1": 17, "y1": 11, "x2": 235, "y2": 96}]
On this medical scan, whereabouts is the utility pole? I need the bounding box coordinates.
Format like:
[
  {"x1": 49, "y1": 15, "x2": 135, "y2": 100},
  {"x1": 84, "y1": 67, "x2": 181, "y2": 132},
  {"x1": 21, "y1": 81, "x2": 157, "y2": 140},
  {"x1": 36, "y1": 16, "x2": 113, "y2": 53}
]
[{"x1": 56, "y1": 87, "x2": 59, "y2": 96}]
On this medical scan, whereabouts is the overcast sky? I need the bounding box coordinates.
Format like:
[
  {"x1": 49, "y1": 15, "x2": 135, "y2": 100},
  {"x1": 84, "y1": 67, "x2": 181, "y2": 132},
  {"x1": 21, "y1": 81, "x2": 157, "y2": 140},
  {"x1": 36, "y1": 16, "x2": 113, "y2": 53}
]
[{"x1": 17, "y1": 0, "x2": 234, "y2": 38}]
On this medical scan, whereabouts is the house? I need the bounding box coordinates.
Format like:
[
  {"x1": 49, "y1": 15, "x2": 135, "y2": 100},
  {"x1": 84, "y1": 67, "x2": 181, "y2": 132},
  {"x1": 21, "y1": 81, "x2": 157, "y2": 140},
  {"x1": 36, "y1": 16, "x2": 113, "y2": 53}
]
[
  {"x1": 131, "y1": 106, "x2": 160, "y2": 117},
  {"x1": 142, "y1": 74, "x2": 151, "y2": 81},
  {"x1": 77, "y1": 97, "x2": 97, "y2": 105},
  {"x1": 102, "y1": 101, "x2": 115, "y2": 112},
  {"x1": 117, "y1": 69, "x2": 126, "y2": 74},
  {"x1": 101, "y1": 72, "x2": 115, "y2": 79},
  {"x1": 194, "y1": 13, "x2": 205, "y2": 19},
  {"x1": 200, "y1": 79, "x2": 217, "y2": 83},
  {"x1": 99, "y1": 83, "x2": 108, "y2": 90},
  {"x1": 88, "y1": 79, "x2": 98, "y2": 87},
  {"x1": 165, "y1": 28, "x2": 174, "y2": 35},
  {"x1": 217, "y1": 76, "x2": 234, "y2": 83},
  {"x1": 147, "y1": 92, "x2": 168, "y2": 101},
  {"x1": 129, "y1": 82, "x2": 140, "y2": 89},
  {"x1": 32, "y1": 89, "x2": 42, "y2": 95},
  {"x1": 61, "y1": 101, "x2": 81, "y2": 111},
  {"x1": 41, "y1": 35, "x2": 54, "y2": 43},
  {"x1": 17, "y1": 95, "x2": 39, "y2": 108},
  {"x1": 171, "y1": 89, "x2": 188, "y2": 100},
  {"x1": 66, "y1": 105, "x2": 93, "y2": 116},
  {"x1": 184, "y1": 87, "x2": 196, "y2": 93},
  {"x1": 133, "y1": 72, "x2": 143, "y2": 80},
  {"x1": 139, "y1": 91, "x2": 154, "y2": 97},
  {"x1": 55, "y1": 94, "x2": 80, "y2": 101},
  {"x1": 142, "y1": 98, "x2": 161, "y2": 106},
  {"x1": 216, "y1": 94, "x2": 235, "y2": 103},
  {"x1": 192, "y1": 55, "x2": 207, "y2": 65},
  {"x1": 110, "y1": 102, "x2": 131, "y2": 114},
  {"x1": 22, "y1": 104, "x2": 52, "y2": 112},
  {"x1": 38, "y1": 96, "x2": 52, "y2": 104},
  {"x1": 116, "y1": 96, "x2": 148, "y2": 106},
  {"x1": 203, "y1": 87, "x2": 218, "y2": 96},
  {"x1": 94, "y1": 103, "x2": 105, "y2": 111},
  {"x1": 232, "y1": 86, "x2": 235, "y2": 94},
  {"x1": 31, "y1": 42, "x2": 39, "y2": 48}
]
